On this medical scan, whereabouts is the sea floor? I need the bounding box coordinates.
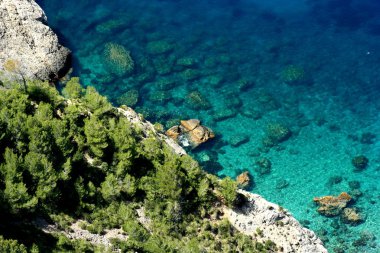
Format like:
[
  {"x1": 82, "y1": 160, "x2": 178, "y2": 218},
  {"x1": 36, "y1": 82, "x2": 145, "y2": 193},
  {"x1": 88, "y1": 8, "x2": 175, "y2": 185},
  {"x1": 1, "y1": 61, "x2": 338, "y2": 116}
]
[{"x1": 38, "y1": 0, "x2": 380, "y2": 251}]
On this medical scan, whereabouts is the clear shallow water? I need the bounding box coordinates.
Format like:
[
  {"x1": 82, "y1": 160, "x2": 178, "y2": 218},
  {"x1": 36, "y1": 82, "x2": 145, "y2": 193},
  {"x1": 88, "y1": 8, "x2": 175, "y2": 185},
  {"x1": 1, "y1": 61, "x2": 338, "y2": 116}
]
[{"x1": 38, "y1": 0, "x2": 380, "y2": 251}]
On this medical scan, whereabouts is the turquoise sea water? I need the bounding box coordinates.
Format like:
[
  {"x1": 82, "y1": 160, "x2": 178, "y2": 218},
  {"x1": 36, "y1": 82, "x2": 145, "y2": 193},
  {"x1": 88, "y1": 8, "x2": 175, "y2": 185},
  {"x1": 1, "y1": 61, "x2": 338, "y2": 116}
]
[{"x1": 38, "y1": 0, "x2": 380, "y2": 251}]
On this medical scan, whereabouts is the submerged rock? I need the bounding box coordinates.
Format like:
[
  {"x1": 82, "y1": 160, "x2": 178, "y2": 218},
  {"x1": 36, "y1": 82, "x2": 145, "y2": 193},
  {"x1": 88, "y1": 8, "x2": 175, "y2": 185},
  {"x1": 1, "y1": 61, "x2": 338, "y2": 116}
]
[
  {"x1": 213, "y1": 108, "x2": 236, "y2": 122},
  {"x1": 255, "y1": 157, "x2": 272, "y2": 175},
  {"x1": 313, "y1": 192, "x2": 351, "y2": 216},
  {"x1": 146, "y1": 40, "x2": 174, "y2": 55},
  {"x1": 275, "y1": 179, "x2": 289, "y2": 189},
  {"x1": 185, "y1": 90, "x2": 211, "y2": 110},
  {"x1": 165, "y1": 119, "x2": 214, "y2": 148},
  {"x1": 229, "y1": 135, "x2": 249, "y2": 147},
  {"x1": 0, "y1": 0, "x2": 70, "y2": 81},
  {"x1": 116, "y1": 89, "x2": 139, "y2": 107},
  {"x1": 176, "y1": 57, "x2": 198, "y2": 67},
  {"x1": 103, "y1": 42, "x2": 134, "y2": 77},
  {"x1": 281, "y1": 65, "x2": 306, "y2": 84},
  {"x1": 351, "y1": 155, "x2": 369, "y2": 172},
  {"x1": 266, "y1": 123, "x2": 292, "y2": 143},
  {"x1": 341, "y1": 207, "x2": 365, "y2": 225}
]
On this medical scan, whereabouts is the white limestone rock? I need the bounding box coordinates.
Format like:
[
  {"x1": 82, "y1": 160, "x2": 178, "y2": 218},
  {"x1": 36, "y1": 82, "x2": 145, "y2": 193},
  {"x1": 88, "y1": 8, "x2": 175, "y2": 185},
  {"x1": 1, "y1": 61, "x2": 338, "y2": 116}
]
[
  {"x1": 0, "y1": 0, "x2": 70, "y2": 81},
  {"x1": 225, "y1": 190, "x2": 328, "y2": 253}
]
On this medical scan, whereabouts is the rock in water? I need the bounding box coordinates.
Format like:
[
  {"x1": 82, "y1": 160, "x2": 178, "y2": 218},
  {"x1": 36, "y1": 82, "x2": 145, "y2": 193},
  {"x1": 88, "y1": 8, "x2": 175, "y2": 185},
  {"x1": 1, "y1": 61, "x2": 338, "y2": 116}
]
[
  {"x1": 180, "y1": 119, "x2": 200, "y2": 131},
  {"x1": 166, "y1": 125, "x2": 181, "y2": 140},
  {"x1": 166, "y1": 119, "x2": 214, "y2": 148},
  {"x1": 236, "y1": 171, "x2": 251, "y2": 188},
  {"x1": 341, "y1": 207, "x2": 364, "y2": 225},
  {"x1": 0, "y1": 0, "x2": 70, "y2": 81},
  {"x1": 313, "y1": 192, "x2": 351, "y2": 216}
]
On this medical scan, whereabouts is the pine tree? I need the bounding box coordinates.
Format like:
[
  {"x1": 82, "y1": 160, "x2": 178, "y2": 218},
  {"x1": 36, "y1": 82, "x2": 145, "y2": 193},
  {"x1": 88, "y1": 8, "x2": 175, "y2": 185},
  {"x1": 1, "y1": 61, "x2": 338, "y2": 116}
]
[
  {"x1": 62, "y1": 77, "x2": 83, "y2": 99},
  {"x1": 84, "y1": 116, "x2": 108, "y2": 158}
]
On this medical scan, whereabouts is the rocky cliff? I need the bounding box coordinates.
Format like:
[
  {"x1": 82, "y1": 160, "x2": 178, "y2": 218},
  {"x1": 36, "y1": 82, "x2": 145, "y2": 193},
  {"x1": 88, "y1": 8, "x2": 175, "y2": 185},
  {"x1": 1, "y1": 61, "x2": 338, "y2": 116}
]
[
  {"x1": 226, "y1": 190, "x2": 328, "y2": 253},
  {"x1": 0, "y1": 0, "x2": 70, "y2": 81}
]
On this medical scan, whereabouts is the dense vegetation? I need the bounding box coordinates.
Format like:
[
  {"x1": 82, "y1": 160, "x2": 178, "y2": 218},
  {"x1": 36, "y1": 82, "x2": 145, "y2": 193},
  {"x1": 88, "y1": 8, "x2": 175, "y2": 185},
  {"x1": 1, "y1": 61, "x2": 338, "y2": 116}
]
[{"x1": 0, "y1": 79, "x2": 275, "y2": 252}]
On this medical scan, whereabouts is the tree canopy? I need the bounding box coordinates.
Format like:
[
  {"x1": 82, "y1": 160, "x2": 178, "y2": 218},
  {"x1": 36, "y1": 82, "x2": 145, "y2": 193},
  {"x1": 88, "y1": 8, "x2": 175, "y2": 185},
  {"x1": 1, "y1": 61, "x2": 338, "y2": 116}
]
[{"x1": 0, "y1": 79, "x2": 267, "y2": 252}]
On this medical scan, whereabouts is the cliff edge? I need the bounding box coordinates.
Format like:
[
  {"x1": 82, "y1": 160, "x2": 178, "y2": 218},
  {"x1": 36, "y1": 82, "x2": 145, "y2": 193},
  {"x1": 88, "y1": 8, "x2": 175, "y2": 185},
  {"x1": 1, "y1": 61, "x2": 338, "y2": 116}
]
[
  {"x1": 226, "y1": 190, "x2": 328, "y2": 253},
  {"x1": 0, "y1": 0, "x2": 70, "y2": 81}
]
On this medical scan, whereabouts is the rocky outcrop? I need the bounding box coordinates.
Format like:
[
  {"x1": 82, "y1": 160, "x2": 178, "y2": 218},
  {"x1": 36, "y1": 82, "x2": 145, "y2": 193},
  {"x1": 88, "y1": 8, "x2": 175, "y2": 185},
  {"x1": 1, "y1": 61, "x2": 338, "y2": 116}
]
[
  {"x1": 313, "y1": 192, "x2": 351, "y2": 216},
  {"x1": 35, "y1": 218, "x2": 127, "y2": 248},
  {"x1": 166, "y1": 119, "x2": 215, "y2": 148},
  {"x1": 0, "y1": 0, "x2": 70, "y2": 81},
  {"x1": 236, "y1": 171, "x2": 251, "y2": 188},
  {"x1": 226, "y1": 190, "x2": 328, "y2": 253}
]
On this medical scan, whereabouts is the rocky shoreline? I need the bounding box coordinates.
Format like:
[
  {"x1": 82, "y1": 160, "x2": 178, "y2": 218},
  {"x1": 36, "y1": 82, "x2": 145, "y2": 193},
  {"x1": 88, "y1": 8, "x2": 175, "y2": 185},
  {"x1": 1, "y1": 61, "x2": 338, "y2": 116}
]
[
  {"x1": 116, "y1": 105, "x2": 328, "y2": 253},
  {"x1": 226, "y1": 190, "x2": 328, "y2": 253},
  {"x1": 1, "y1": 0, "x2": 328, "y2": 252},
  {"x1": 0, "y1": 0, "x2": 70, "y2": 81}
]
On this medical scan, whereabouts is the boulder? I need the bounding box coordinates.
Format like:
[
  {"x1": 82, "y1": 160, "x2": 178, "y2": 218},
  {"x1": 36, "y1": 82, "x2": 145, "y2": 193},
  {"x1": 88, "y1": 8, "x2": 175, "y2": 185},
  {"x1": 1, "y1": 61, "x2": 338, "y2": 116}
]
[
  {"x1": 313, "y1": 192, "x2": 351, "y2": 216},
  {"x1": 0, "y1": 0, "x2": 71, "y2": 81},
  {"x1": 189, "y1": 125, "x2": 213, "y2": 144},
  {"x1": 236, "y1": 171, "x2": 251, "y2": 188},
  {"x1": 166, "y1": 125, "x2": 180, "y2": 140},
  {"x1": 180, "y1": 119, "x2": 200, "y2": 131},
  {"x1": 166, "y1": 119, "x2": 214, "y2": 148}
]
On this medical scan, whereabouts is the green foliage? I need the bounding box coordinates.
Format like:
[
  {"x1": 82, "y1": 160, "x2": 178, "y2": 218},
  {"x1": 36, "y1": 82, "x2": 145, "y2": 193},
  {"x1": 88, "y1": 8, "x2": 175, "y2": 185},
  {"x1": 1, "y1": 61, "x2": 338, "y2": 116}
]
[
  {"x1": 0, "y1": 236, "x2": 27, "y2": 253},
  {"x1": 219, "y1": 177, "x2": 238, "y2": 207},
  {"x1": 83, "y1": 86, "x2": 112, "y2": 115},
  {"x1": 197, "y1": 177, "x2": 211, "y2": 202},
  {"x1": 122, "y1": 220, "x2": 149, "y2": 242},
  {"x1": 84, "y1": 116, "x2": 109, "y2": 158},
  {"x1": 27, "y1": 80, "x2": 63, "y2": 107},
  {"x1": 1, "y1": 148, "x2": 37, "y2": 213},
  {"x1": 49, "y1": 213, "x2": 75, "y2": 232},
  {"x1": 62, "y1": 77, "x2": 83, "y2": 99},
  {"x1": 0, "y1": 79, "x2": 266, "y2": 252},
  {"x1": 23, "y1": 152, "x2": 58, "y2": 203},
  {"x1": 152, "y1": 156, "x2": 182, "y2": 201},
  {"x1": 100, "y1": 173, "x2": 136, "y2": 202}
]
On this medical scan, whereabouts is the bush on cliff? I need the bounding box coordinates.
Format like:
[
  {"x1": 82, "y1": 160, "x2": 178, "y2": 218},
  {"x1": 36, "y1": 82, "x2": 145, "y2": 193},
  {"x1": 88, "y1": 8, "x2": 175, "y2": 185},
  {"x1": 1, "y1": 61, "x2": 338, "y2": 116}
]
[{"x1": 0, "y1": 79, "x2": 266, "y2": 252}]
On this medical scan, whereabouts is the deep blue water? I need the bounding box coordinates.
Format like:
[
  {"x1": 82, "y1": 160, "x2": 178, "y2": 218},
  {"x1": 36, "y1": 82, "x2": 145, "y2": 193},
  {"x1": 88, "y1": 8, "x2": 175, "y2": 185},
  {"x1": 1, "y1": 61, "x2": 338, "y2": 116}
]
[{"x1": 38, "y1": 0, "x2": 380, "y2": 251}]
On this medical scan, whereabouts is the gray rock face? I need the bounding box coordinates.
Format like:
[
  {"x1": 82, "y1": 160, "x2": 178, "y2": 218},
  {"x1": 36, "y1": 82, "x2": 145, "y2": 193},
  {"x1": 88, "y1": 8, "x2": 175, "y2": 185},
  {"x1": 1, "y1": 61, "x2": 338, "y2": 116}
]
[
  {"x1": 225, "y1": 190, "x2": 328, "y2": 253},
  {"x1": 0, "y1": 0, "x2": 70, "y2": 81}
]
